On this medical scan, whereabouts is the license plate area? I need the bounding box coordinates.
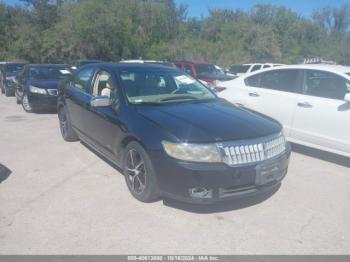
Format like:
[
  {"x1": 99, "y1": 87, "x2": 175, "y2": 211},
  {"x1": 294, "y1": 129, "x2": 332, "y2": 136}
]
[{"x1": 255, "y1": 160, "x2": 282, "y2": 186}]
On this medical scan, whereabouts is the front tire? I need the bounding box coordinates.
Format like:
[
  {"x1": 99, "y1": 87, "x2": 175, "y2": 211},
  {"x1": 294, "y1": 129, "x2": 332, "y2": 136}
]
[
  {"x1": 124, "y1": 142, "x2": 160, "y2": 202},
  {"x1": 15, "y1": 93, "x2": 21, "y2": 104},
  {"x1": 22, "y1": 93, "x2": 34, "y2": 112},
  {"x1": 58, "y1": 106, "x2": 79, "y2": 142}
]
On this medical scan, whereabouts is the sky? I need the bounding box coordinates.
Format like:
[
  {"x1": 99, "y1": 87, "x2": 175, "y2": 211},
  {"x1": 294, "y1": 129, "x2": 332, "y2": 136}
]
[
  {"x1": 176, "y1": 0, "x2": 347, "y2": 18},
  {"x1": 3, "y1": 0, "x2": 349, "y2": 18}
]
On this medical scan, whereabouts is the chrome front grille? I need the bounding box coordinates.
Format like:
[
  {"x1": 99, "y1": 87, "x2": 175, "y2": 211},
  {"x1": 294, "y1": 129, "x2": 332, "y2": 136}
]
[
  {"x1": 47, "y1": 89, "x2": 58, "y2": 96},
  {"x1": 218, "y1": 133, "x2": 286, "y2": 166}
]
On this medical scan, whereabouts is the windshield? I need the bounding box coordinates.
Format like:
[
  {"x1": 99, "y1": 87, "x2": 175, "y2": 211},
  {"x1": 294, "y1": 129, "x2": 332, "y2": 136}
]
[
  {"x1": 194, "y1": 64, "x2": 224, "y2": 76},
  {"x1": 119, "y1": 70, "x2": 216, "y2": 104},
  {"x1": 5, "y1": 64, "x2": 25, "y2": 74},
  {"x1": 29, "y1": 66, "x2": 72, "y2": 80},
  {"x1": 229, "y1": 65, "x2": 251, "y2": 74}
]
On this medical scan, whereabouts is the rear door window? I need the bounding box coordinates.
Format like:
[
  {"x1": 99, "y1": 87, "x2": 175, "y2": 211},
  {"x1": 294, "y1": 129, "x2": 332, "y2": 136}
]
[{"x1": 250, "y1": 65, "x2": 262, "y2": 72}]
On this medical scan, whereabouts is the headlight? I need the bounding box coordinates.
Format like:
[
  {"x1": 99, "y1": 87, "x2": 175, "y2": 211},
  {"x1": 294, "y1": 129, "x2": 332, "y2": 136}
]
[
  {"x1": 29, "y1": 85, "x2": 47, "y2": 95},
  {"x1": 162, "y1": 141, "x2": 222, "y2": 163}
]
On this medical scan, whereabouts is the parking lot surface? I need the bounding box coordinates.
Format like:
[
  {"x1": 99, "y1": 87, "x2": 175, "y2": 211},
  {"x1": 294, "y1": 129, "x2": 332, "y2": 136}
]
[{"x1": 0, "y1": 94, "x2": 349, "y2": 254}]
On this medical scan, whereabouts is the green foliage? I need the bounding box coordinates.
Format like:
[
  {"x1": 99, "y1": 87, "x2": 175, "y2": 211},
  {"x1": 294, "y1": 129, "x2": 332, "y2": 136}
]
[{"x1": 0, "y1": 0, "x2": 349, "y2": 66}]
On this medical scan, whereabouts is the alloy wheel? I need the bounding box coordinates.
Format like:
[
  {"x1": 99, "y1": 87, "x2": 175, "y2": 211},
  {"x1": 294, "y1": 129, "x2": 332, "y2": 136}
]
[
  {"x1": 22, "y1": 94, "x2": 32, "y2": 112},
  {"x1": 125, "y1": 149, "x2": 146, "y2": 195}
]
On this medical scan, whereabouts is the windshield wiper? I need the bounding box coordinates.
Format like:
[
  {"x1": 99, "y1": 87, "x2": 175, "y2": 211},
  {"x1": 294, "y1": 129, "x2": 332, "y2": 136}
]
[{"x1": 159, "y1": 95, "x2": 198, "y2": 102}]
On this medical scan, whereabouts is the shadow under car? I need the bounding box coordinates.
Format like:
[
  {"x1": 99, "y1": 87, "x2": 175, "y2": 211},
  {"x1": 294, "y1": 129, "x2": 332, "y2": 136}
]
[
  {"x1": 0, "y1": 163, "x2": 12, "y2": 183},
  {"x1": 291, "y1": 143, "x2": 350, "y2": 168}
]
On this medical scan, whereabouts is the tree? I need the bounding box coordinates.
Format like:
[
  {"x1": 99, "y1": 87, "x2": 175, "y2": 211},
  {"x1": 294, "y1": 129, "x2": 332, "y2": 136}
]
[{"x1": 0, "y1": 1, "x2": 349, "y2": 65}]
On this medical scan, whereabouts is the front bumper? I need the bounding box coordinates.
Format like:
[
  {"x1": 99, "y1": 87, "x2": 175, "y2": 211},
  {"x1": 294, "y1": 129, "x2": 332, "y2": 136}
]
[
  {"x1": 151, "y1": 144, "x2": 291, "y2": 204},
  {"x1": 4, "y1": 83, "x2": 16, "y2": 94},
  {"x1": 27, "y1": 92, "x2": 57, "y2": 110}
]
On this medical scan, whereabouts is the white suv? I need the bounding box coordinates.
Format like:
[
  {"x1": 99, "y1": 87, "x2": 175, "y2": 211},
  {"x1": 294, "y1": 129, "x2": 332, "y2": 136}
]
[{"x1": 219, "y1": 64, "x2": 350, "y2": 157}]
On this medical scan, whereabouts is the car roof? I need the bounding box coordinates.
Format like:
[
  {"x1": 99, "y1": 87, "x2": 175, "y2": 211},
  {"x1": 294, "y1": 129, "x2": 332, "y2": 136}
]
[
  {"x1": 238, "y1": 64, "x2": 350, "y2": 79},
  {"x1": 241, "y1": 63, "x2": 283, "y2": 66},
  {"x1": 120, "y1": 60, "x2": 166, "y2": 63},
  {"x1": 87, "y1": 63, "x2": 178, "y2": 71},
  {"x1": 75, "y1": 60, "x2": 102, "y2": 62},
  {"x1": 27, "y1": 64, "x2": 69, "y2": 67},
  {"x1": 262, "y1": 64, "x2": 350, "y2": 73}
]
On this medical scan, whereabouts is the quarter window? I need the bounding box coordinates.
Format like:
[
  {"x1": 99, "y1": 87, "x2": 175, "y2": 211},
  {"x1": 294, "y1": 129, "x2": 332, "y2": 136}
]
[
  {"x1": 229, "y1": 65, "x2": 250, "y2": 74},
  {"x1": 72, "y1": 68, "x2": 94, "y2": 92},
  {"x1": 259, "y1": 69, "x2": 300, "y2": 93},
  {"x1": 304, "y1": 70, "x2": 350, "y2": 100},
  {"x1": 245, "y1": 74, "x2": 261, "y2": 87},
  {"x1": 250, "y1": 65, "x2": 262, "y2": 72}
]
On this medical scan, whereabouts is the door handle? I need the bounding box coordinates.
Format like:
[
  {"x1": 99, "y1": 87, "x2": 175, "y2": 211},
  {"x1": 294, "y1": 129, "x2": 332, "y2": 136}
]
[
  {"x1": 249, "y1": 92, "x2": 260, "y2": 97},
  {"x1": 297, "y1": 102, "x2": 313, "y2": 108}
]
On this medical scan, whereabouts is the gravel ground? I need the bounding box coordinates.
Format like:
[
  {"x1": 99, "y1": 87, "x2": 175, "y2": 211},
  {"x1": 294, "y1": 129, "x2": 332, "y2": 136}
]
[{"x1": 0, "y1": 94, "x2": 349, "y2": 254}]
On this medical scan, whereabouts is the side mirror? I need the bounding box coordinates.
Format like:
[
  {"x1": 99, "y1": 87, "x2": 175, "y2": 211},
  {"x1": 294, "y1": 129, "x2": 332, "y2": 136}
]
[
  {"x1": 90, "y1": 96, "x2": 111, "y2": 107},
  {"x1": 345, "y1": 93, "x2": 350, "y2": 103}
]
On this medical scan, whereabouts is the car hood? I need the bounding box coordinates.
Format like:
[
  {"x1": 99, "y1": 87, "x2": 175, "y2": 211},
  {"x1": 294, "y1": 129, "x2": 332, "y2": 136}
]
[
  {"x1": 137, "y1": 99, "x2": 281, "y2": 143},
  {"x1": 28, "y1": 79, "x2": 61, "y2": 89}
]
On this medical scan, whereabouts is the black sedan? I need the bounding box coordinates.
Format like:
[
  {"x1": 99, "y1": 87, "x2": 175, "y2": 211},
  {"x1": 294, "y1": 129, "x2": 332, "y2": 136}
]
[
  {"x1": 0, "y1": 63, "x2": 26, "y2": 96},
  {"x1": 15, "y1": 64, "x2": 72, "y2": 112},
  {"x1": 57, "y1": 63, "x2": 291, "y2": 204}
]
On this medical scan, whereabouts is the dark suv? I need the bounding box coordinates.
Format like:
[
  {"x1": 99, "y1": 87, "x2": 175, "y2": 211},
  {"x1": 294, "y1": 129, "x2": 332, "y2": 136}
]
[
  {"x1": 0, "y1": 63, "x2": 26, "y2": 96},
  {"x1": 58, "y1": 63, "x2": 291, "y2": 204}
]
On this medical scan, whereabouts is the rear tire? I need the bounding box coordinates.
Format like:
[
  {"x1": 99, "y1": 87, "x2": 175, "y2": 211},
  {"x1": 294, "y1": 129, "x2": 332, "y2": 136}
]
[
  {"x1": 58, "y1": 106, "x2": 79, "y2": 142},
  {"x1": 123, "y1": 142, "x2": 160, "y2": 202}
]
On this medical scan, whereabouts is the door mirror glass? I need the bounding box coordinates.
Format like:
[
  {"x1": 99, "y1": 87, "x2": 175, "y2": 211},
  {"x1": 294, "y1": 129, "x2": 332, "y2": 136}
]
[
  {"x1": 90, "y1": 96, "x2": 111, "y2": 107},
  {"x1": 345, "y1": 93, "x2": 350, "y2": 103}
]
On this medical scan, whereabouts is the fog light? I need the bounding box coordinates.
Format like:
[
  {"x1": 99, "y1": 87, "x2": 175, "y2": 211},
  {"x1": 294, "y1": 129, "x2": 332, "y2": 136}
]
[{"x1": 189, "y1": 187, "x2": 213, "y2": 199}]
